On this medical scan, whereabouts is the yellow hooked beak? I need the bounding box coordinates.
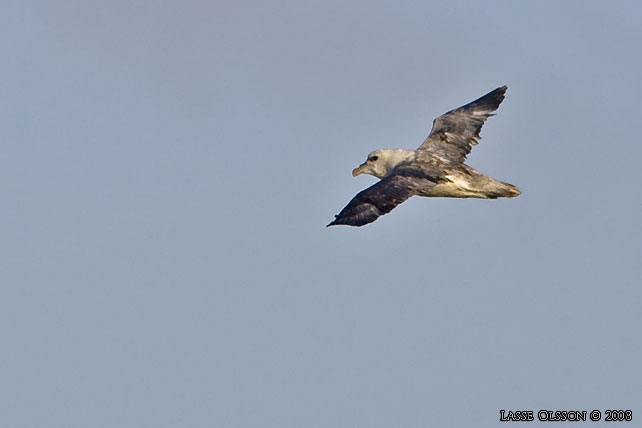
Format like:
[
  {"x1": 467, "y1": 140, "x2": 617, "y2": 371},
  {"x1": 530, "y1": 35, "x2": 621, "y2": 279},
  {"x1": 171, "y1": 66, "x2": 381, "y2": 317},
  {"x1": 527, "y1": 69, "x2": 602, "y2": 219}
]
[{"x1": 352, "y1": 163, "x2": 367, "y2": 177}]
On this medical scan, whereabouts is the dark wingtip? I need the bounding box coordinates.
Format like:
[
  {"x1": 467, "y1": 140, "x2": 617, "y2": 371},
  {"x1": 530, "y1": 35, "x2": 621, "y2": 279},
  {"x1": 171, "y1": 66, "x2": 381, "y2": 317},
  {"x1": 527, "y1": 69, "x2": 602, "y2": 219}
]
[
  {"x1": 327, "y1": 220, "x2": 347, "y2": 227},
  {"x1": 488, "y1": 85, "x2": 507, "y2": 101},
  {"x1": 327, "y1": 218, "x2": 354, "y2": 227},
  {"x1": 327, "y1": 215, "x2": 339, "y2": 227},
  {"x1": 468, "y1": 85, "x2": 508, "y2": 112}
]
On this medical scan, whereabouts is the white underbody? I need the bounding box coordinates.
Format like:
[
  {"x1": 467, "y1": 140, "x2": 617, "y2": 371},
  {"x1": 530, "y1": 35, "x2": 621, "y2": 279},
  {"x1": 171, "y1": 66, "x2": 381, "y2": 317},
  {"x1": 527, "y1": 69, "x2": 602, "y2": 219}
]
[
  {"x1": 423, "y1": 174, "x2": 489, "y2": 198},
  {"x1": 420, "y1": 167, "x2": 519, "y2": 199}
]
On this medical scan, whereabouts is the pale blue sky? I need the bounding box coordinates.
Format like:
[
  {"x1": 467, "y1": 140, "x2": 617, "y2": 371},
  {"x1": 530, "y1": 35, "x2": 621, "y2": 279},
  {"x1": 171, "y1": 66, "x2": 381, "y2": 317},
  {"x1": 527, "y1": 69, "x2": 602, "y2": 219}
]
[{"x1": 1, "y1": 1, "x2": 640, "y2": 427}]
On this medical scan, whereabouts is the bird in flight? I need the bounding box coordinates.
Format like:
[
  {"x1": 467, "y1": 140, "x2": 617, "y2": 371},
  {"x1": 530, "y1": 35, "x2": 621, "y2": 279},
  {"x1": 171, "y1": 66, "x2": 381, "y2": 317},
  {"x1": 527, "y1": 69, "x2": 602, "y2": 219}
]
[{"x1": 328, "y1": 86, "x2": 520, "y2": 227}]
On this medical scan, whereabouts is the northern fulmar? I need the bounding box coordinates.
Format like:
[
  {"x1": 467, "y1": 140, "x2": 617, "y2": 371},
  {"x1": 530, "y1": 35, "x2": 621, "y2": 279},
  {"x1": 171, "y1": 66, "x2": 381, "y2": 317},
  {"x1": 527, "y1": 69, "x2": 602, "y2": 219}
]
[{"x1": 328, "y1": 86, "x2": 520, "y2": 227}]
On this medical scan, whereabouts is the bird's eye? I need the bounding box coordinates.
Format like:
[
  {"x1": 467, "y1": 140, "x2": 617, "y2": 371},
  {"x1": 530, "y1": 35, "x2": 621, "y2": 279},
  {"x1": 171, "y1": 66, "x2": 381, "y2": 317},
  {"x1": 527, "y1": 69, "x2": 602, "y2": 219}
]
[{"x1": 369, "y1": 156, "x2": 378, "y2": 162}]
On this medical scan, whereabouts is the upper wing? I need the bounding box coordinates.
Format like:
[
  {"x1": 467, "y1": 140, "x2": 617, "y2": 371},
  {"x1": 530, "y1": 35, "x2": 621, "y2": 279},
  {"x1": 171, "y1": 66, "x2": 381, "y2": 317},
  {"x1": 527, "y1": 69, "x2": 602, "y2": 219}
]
[
  {"x1": 328, "y1": 168, "x2": 436, "y2": 227},
  {"x1": 417, "y1": 86, "x2": 507, "y2": 165}
]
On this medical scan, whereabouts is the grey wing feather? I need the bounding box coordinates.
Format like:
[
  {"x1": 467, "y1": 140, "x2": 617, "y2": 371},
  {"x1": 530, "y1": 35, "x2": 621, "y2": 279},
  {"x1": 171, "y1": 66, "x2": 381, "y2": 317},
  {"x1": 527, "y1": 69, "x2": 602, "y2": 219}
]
[
  {"x1": 328, "y1": 167, "x2": 437, "y2": 227},
  {"x1": 417, "y1": 86, "x2": 507, "y2": 165}
]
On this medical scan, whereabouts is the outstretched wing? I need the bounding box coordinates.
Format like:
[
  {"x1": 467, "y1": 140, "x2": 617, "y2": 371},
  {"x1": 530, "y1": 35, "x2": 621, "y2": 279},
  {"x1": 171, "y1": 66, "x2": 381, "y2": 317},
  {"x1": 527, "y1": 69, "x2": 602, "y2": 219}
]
[
  {"x1": 328, "y1": 168, "x2": 436, "y2": 227},
  {"x1": 417, "y1": 86, "x2": 507, "y2": 165}
]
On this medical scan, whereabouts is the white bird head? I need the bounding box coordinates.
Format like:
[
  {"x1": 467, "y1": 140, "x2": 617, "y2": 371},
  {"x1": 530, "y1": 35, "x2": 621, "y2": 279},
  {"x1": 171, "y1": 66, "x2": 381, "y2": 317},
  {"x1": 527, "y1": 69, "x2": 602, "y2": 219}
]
[{"x1": 352, "y1": 149, "x2": 414, "y2": 179}]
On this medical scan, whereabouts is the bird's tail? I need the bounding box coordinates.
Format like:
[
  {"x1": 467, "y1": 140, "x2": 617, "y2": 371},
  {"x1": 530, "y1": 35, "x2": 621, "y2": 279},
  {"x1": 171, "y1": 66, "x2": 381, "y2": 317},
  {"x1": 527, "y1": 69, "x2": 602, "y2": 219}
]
[
  {"x1": 484, "y1": 178, "x2": 521, "y2": 199},
  {"x1": 460, "y1": 167, "x2": 521, "y2": 199}
]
